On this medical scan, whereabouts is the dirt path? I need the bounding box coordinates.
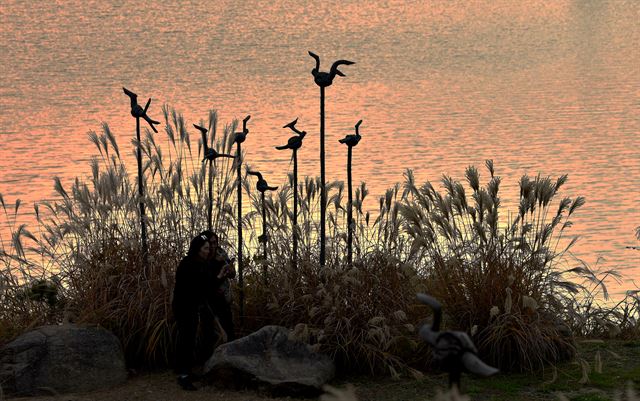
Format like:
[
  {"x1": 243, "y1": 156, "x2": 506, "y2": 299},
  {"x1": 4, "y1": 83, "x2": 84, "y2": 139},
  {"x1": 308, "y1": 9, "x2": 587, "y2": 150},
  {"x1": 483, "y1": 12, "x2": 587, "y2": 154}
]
[{"x1": 7, "y1": 371, "x2": 309, "y2": 401}]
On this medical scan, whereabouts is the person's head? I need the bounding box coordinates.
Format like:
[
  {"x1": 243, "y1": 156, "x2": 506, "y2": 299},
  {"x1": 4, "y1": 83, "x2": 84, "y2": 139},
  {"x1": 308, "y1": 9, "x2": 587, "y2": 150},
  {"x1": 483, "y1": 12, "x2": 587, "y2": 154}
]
[
  {"x1": 199, "y1": 230, "x2": 219, "y2": 255},
  {"x1": 187, "y1": 234, "x2": 210, "y2": 261}
]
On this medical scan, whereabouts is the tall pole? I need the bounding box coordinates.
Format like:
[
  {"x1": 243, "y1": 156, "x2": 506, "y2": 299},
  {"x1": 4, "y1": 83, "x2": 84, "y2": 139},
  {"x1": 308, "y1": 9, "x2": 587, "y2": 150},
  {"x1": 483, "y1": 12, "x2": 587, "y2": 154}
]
[
  {"x1": 261, "y1": 191, "x2": 267, "y2": 283},
  {"x1": 293, "y1": 148, "x2": 298, "y2": 269},
  {"x1": 207, "y1": 158, "x2": 213, "y2": 231},
  {"x1": 308, "y1": 51, "x2": 354, "y2": 266},
  {"x1": 319, "y1": 85, "x2": 326, "y2": 266},
  {"x1": 233, "y1": 115, "x2": 250, "y2": 324},
  {"x1": 347, "y1": 145, "x2": 352, "y2": 265},
  {"x1": 339, "y1": 120, "x2": 362, "y2": 267},
  {"x1": 237, "y1": 141, "x2": 243, "y2": 321},
  {"x1": 136, "y1": 116, "x2": 149, "y2": 268}
]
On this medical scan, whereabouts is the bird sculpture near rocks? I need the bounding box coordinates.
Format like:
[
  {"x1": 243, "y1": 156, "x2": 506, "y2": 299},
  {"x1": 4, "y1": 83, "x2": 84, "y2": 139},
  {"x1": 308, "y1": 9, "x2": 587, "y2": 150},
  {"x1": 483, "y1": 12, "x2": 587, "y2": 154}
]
[{"x1": 417, "y1": 293, "x2": 499, "y2": 390}]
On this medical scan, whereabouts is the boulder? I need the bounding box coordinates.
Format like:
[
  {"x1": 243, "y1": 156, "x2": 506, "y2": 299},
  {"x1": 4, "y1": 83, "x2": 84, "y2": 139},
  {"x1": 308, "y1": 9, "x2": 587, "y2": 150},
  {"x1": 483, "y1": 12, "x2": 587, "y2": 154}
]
[
  {"x1": 203, "y1": 325, "x2": 334, "y2": 395},
  {"x1": 0, "y1": 324, "x2": 127, "y2": 396}
]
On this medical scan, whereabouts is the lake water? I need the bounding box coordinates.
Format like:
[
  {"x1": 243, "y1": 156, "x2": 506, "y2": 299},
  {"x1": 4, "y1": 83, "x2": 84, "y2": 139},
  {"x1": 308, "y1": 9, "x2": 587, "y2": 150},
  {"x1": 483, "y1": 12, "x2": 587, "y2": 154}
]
[{"x1": 1, "y1": 1, "x2": 638, "y2": 296}]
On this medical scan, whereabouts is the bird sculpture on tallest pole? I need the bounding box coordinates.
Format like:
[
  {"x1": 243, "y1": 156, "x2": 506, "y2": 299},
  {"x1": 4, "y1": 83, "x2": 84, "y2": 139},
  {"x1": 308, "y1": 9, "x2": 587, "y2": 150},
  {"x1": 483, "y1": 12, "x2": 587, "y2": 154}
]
[
  {"x1": 308, "y1": 51, "x2": 355, "y2": 266},
  {"x1": 123, "y1": 87, "x2": 160, "y2": 271}
]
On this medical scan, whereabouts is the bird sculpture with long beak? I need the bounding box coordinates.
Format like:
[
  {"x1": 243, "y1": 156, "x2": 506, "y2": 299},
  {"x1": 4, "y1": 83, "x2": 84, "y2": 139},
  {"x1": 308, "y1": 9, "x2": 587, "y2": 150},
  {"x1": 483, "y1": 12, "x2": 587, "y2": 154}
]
[
  {"x1": 308, "y1": 51, "x2": 355, "y2": 88},
  {"x1": 194, "y1": 124, "x2": 235, "y2": 161},
  {"x1": 417, "y1": 293, "x2": 499, "y2": 390},
  {"x1": 123, "y1": 87, "x2": 160, "y2": 133},
  {"x1": 277, "y1": 118, "x2": 307, "y2": 150},
  {"x1": 234, "y1": 115, "x2": 251, "y2": 144},
  {"x1": 247, "y1": 171, "x2": 278, "y2": 193},
  {"x1": 339, "y1": 119, "x2": 362, "y2": 147}
]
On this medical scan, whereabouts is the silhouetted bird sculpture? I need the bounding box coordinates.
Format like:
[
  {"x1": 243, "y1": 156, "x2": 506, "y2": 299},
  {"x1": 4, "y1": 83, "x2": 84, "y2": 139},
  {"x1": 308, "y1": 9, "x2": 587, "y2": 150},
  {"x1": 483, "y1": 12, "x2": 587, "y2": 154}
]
[
  {"x1": 308, "y1": 51, "x2": 355, "y2": 88},
  {"x1": 194, "y1": 124, "x2": 234, "y2": 162},
  {"x1": 417, "y1": 293, "x2": 499, "y2": 390},
  {"x1": 247, "y1": 171, "x2": 278, "y2": 193},
  {"x1": 276, "y1": 118, "x2": 307, "y2": 150},
  {"x1": 339, "y1": 119, "x2": 362, "y2": 147},
  {"x1": 234, "y1": 115, "x2": 251, "y2": 144},
  {"x1": 123, "y1": 87, "x2": 160, "y2": 133}
]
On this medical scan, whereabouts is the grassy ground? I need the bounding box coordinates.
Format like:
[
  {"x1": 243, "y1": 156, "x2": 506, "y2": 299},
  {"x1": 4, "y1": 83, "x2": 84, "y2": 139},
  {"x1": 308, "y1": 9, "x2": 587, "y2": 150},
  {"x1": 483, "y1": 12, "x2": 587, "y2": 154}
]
[{"x1": 7, "y1": 340, "x2": 639, "y2": 401}]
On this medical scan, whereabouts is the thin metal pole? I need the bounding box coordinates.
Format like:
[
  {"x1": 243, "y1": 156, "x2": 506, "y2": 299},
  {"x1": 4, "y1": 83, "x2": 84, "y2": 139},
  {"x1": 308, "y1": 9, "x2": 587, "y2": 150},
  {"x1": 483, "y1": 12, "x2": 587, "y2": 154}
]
[
  {"x1": 262, "y1": 191, "x2": 267, "y2": 284},
  {"x1": 208, "y1": 159, "x2": 213, "y2": 231},
  {"x1": 319, "y1": 85, "x2": 326, "y2": 266},
  {"x1": 347, "y1": 145, "x2": 353, "y2": 266},
  {"x1": 136, "y1": 116, "x2": 149, "y2": 269},
  {"x1": 293, "y1": 148, "x2": 298, "y2": 270},
  {"x1": 237, "y1": 142, "x2": 244, "y2": 324}
]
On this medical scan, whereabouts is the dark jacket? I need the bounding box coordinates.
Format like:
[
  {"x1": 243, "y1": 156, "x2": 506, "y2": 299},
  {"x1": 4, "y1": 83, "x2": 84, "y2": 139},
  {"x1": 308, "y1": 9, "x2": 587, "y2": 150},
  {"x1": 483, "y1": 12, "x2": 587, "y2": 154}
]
[{"x1": 172, "y1": 255, "x2": 223, "y2": 319}]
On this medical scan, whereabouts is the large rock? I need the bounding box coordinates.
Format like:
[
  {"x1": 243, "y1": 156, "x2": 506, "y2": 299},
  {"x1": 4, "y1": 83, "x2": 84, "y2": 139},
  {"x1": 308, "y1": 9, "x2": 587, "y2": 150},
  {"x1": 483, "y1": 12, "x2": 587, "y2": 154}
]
[
  {"x1": 203, "y1": 325, "x2": 334, "y2": 395},
  {"x1": 0, "y1": 324, "x2": 127, "y2": 396}
]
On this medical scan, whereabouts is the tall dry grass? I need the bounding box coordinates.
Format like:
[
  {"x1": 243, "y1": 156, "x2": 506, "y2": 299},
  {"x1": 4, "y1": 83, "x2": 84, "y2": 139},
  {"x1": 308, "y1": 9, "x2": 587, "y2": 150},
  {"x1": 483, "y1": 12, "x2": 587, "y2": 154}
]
[{"x1": 1, "y1": 108, "x2": 638, "y2": 375}]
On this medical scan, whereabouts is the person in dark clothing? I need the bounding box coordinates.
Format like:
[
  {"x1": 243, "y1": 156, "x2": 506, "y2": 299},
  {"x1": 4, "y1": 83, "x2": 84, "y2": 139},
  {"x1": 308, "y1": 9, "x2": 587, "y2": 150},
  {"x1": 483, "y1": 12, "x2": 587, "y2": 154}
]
[
  {"x1": 172, "y1": 234, "x2": 222, "y2": 391},
  {"x1": 200, "y1": 230, "x2": 236, "y2": 342}
]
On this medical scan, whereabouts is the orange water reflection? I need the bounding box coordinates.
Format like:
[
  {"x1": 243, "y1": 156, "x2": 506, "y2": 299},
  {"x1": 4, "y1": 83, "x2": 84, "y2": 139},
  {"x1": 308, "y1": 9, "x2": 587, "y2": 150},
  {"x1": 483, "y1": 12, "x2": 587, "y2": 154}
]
[{"x1": 1, "y1": 0, "x2": 638, "y2": 297}]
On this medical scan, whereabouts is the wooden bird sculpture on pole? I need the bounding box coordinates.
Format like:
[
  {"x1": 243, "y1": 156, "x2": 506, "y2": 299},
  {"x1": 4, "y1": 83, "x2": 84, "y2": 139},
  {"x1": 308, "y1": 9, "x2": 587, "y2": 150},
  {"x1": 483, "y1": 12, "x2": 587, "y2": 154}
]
[
  {"x1": 308, "y1": 51, "x2": 355, "y2": 267},
  {"x1": 247, "y1": 170, "x2": 278, "y2": 282},
  {"x1": 277, "y1": 118, "x2": 307, "y2": 269},
  {"x1": 339, "y1": 119, "x2": 362, "y2": 265},
  {"x1": 123, "y1": 87, "x2": 160, "y2": 270}
]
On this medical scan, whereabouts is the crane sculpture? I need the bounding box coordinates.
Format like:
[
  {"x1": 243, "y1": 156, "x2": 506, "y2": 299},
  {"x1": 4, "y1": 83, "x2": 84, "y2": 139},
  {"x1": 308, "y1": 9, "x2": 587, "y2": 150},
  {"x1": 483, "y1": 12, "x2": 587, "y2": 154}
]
[{"x1": 308, "y1": 51, "x2": 355, "y2": 266}]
